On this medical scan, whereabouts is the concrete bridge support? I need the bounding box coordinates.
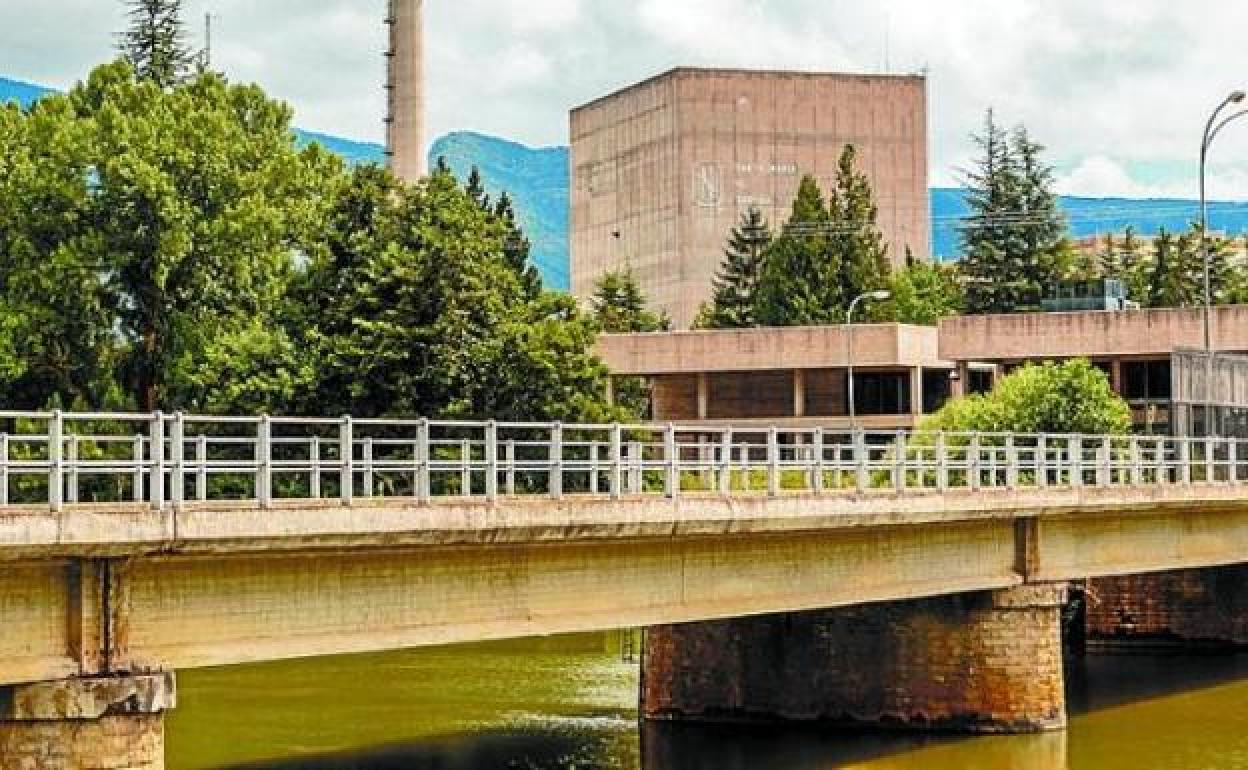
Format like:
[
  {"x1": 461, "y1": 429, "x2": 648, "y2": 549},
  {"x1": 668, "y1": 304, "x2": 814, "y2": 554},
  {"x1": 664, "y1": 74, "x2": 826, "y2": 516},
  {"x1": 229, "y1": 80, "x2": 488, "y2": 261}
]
[
  {"x1": 642, "y1": 584, "x2": 1068, "y2": 733},
  {"x1": 1087, "y1": 565, "x2": 1248, "y2": 649},
  {"x1": 0, "y1": 673, "x2": 175, "y2": 770}
]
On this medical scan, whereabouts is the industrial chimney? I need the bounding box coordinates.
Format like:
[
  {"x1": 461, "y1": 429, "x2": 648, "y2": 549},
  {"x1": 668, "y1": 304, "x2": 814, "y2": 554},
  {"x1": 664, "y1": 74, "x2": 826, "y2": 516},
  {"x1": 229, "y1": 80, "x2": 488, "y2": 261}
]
[{"x1": 385, "y1": 0, "x2": 425, "y2": 182}]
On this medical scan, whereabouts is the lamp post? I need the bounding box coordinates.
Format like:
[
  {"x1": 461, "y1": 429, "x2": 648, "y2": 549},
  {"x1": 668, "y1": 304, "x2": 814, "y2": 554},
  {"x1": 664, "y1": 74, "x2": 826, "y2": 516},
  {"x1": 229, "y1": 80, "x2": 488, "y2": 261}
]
[
  {"x1": 847, "y1": 290, "x2": 892, "y2": 428},
  {"x1": 1200, "y1": 90, "x2": 1247, "y2": 352},
  {"x1": 1198, "y1": 90, "x2": 1246, "y2": 436}
]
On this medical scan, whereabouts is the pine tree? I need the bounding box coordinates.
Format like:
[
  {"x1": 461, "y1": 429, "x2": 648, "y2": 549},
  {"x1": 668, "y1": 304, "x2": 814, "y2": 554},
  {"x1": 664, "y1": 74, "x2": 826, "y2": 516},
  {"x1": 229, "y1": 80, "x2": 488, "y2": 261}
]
[
  {"x1": 591, "y1": 270, "x2": 669, "y2": 333},
  {"x1": 699, "y1": 207, "x2": 772, "y2": 328},
  {"x1": 754, "y1": 176, "x2": 841, "y2": 326},
  {"x1": 120, "y1": 0, "x2": 192, "y2": 88},
  {"x1": 829, "y1": 145, "x2": 891, "y2": 304},
  {"x1": 494, "y1": 192, "x2": 542, "y2": 299},
  {"x1": 1097, "y1": 233, "x2": 1119, "y2": 279},
  {"x1": 1145, "y1": 229, "x2": 1196, "y2": 308},
  {"x1": 959, "y1": 111, "x2": 1067, "y2": 314}
]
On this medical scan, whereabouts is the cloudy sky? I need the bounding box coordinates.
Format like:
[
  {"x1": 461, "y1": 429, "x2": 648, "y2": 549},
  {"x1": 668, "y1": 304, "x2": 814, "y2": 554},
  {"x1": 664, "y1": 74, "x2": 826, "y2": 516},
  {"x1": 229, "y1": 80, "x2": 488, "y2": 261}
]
[{"x1": 6, "y1": 0, "x2": 1248, "y2": 198}]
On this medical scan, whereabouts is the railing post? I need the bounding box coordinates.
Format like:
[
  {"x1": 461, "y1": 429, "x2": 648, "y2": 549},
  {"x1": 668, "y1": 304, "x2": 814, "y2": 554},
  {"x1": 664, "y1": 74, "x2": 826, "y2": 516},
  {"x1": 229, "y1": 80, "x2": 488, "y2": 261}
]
[
  {"x1": 1179, "y1": 437, "x2": 1192, "y2": 485},
  {"x1": 629, "y1": 440, "x2": 643, "y2": 495},
  {"x1": 485, "y1": 421, "x2": 499, "y2": 502},
  {"x1": 149, "y1": 412, "x2": 165, "y2": 510},
  {"x1": 132, "y1": 434, "x2": 144, "y2": 503},
  {"x1": 767, "y1": 426, "x2": 780, "y2": 498},
  {"x1": 506, "y1": 439, "x2": 517, "y2": 497},
  {"x1": 339, "y1": 416, "x2": 354, "y2": 506},
  {"x1": 1035, "y1": 434, "x2": 1048, "y2": 488},
  {"x1": 935, "y1": 432, "x2": 949, "y2": 492},
  {"x1": 894, "y1": 429, "x2": 907, "y2": 493},
  {"x1": 48, "y1": 411, "x2": 64, "y2": 513},
  {"x1": 968, "y1": 433, "x2": 981, "y2": 491},
  {"x1": 310, "y1": 436, "x2": 322, "y2": 499},
  {"x1": 609, "y1": 425, "x2": 623, "y2": 500},
  {"x1": 1070, "y1": 435, "x2": 1083, "y2": 488},
  {"x1": 459, "y1": 438, "x2": 471, "y2": 496},
  {"x1": 0, "y1": 432, "x2": 8, "y2": 507},
  {"x1": 170, "y1": 412, "x2": 185, "y2": 507},
  {"x1": 66, "y1": 431, "x2": 79, "y2": 504},
  {"x1": 416, "y1": 418, "x2": 430, "y2": 503},
  {"x1": 1098, "y1": 436, "x2": 1112, "y2": 488},
  {"x1": 589, "y1": 437, "x2": 601, "y2": 495},
  {"x1": 1206, "y1": 437, "x2": 1216, "y2": 484},
  {"x1": 551, "y1": 423, "x2": 564, "y2": 500},
  {"x1": 257, "y1": 415, "x2": 273, "y2": 509},
  {"x1": 718, "y1": 430, "x2": 733, "y2": 495},
  {"x1": 1231, "y1": 439, "x2": 1241, "y2": 484},
  {"x1": 197, "y1": 435, "x2": 209, "y2": 501},
  {"x1": 1005, "y1": 433, "x2": 1018, "y2": 490},
  {"x1": 854, "y1": 428, "x2": 869, "y2": 493},
  {"x1": 1130, "y1": 436, "x2": 1143, "y2": 487},
  {"x1": 813, "y1": 427, "x2": 825, "y2": 495},
  {"x1": 362, "y1": 437, "x2": 376, "y2": 498},
  {"x1": 663, "y1": 423, "x2": 679, "y2": 499}
]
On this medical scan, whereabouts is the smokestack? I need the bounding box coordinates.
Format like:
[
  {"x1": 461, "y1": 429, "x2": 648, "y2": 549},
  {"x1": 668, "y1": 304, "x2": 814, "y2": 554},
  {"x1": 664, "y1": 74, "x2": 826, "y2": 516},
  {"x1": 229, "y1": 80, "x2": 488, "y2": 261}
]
[{"x1": 386, "y1": 0, "x2": 425, "y2": 182}]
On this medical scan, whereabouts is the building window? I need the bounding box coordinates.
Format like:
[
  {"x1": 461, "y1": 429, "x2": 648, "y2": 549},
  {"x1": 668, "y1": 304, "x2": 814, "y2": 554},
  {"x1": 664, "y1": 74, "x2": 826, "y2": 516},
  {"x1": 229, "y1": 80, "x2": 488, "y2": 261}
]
[
  {"x1": 968, "y1": 369, "x2": 994, "y2": 396},
  {"x1": 853, "y1": 372, "x2": 911, "y2": 416},
  {"x1": 922, "y1": 369, "x2": 952, "y2": 414},
  {"x1": 1122, "y1": 360, "x2": 1171, "y2": 401}
]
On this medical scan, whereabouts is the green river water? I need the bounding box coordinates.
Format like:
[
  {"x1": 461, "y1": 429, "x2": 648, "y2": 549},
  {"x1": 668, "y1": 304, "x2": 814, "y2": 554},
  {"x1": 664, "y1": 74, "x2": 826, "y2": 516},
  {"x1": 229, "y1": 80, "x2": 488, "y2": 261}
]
[{"x1": 167, "y1": 635, "x2": 1248, "y2": 770}]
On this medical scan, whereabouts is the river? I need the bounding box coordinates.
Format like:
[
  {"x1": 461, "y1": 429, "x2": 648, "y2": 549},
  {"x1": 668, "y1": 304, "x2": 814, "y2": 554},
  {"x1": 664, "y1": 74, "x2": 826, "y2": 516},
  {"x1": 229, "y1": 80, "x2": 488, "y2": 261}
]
[{"x1": 167, "y1": 634, "x2": 1248, "y2": 770}]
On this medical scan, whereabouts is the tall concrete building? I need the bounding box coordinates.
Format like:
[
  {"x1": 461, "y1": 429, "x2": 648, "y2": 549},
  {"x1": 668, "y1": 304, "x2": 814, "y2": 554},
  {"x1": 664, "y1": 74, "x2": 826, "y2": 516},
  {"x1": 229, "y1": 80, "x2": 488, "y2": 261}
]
[
  {"x1": 386, "y1": 0, "x2": 425, "y2": 182},
  {"x1": 570, "y1": 68, "x2": 930, "y2": 328}
]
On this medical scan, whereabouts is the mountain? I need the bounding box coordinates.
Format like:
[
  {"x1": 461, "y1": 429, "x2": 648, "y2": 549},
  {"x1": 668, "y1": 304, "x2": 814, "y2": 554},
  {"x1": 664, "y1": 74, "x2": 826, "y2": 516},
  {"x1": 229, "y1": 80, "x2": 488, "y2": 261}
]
[
  {"x1": 430, "y1": 132, "x2": 570, "y2": 289},
  {"x1": 0, "y1": 75, "x2": 52, "y2": 107},
  {"x1": 932, "y1": 188, "x2": 1248, "y2": 260}
]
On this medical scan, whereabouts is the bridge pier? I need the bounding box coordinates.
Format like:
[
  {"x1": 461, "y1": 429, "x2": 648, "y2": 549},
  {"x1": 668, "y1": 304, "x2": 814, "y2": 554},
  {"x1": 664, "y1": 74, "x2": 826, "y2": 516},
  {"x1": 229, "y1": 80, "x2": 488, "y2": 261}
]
[
  {"x1": 1087, "y1": 565, "x2": 1248, "y2": 649},
  {"x1": 642, "y1": 584, "x2": 1068, "y2": 733},
  {"x1": 0, "y1": 673, "x2": 175, "y2": 770}
]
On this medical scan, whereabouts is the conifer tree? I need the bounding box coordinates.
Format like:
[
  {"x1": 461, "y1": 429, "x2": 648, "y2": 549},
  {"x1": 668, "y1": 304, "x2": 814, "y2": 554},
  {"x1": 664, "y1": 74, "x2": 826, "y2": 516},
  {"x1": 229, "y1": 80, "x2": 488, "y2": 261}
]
[
  {"x1": 699, "y1": 207, "x2": 772, "y2": 328},
  {"x1": 590, "y1": 270, "x2": 669, "y2": 333},
  {"x1": 754, "y1": 176, "x2": 841, "y2": 326},
  {"x1": 829, "y1": 145, "x2": 891, "y2": 304},
  {"x1": 959, "y1": 111, "x2": 1067, "y2": 314},
  {"x1": 120, "y1": 0, "x2": 192, "y2": 88}
]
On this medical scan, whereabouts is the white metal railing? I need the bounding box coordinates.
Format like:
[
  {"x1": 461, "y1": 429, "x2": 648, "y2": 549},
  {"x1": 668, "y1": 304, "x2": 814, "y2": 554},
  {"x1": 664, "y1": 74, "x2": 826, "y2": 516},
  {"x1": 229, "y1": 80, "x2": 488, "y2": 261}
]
[{"x1": 0, "y1": 411, "x2": 1244, "y2": 512}]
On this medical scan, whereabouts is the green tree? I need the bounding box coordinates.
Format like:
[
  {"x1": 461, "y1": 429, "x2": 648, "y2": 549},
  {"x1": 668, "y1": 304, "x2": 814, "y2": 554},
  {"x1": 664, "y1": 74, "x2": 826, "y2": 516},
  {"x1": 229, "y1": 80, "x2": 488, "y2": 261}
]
[
  {"x1": 0, "y1": 61, "x2": 338, "y2": 411},
  {"x1": 878, "y1": 258, "x2": 964, "y2": 326},
  {"x1": 960, "y1": 112, "x2": 1067, "y2": 314},
  {"x1": 698, "y1": 207, "x2": 772, "y2": 328},
  {"x1": 303, "y1": 165, "x2": 620, "y2": 422},
  {"x1": 590, "y1": 269, "x2": 669, "y2": 333},
  {"x1": 920, "y1": 359, "x2": 1131, "y2": 435},
  {"x1": 754, "y1": 176, "x2": 841, "y2": 325},
  {"x1": 120, "y1": 0, "x2": 192, "y2": 88},
  {"x1": 829, "y1": 145, "x2": 891, "y2": 304}
]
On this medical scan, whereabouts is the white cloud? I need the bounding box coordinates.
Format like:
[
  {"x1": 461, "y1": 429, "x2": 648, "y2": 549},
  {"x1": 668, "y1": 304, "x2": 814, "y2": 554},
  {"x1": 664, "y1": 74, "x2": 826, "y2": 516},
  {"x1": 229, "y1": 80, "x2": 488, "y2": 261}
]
[
  {"x1": 6, "y1": 0, "x2": 1248, "y2": 200},
  {"x1": 1057, "y1": 156, "x2": 1248, "y2": 200}
]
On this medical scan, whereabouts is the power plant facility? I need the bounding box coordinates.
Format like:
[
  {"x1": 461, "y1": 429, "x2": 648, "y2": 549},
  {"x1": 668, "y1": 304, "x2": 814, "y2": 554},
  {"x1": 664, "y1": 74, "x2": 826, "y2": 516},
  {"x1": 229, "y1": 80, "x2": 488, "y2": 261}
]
[
  {"x1": 385, "y1": 0, "x2": 425, "y2": 182},
  {"x1": 570, "y1": 68, "x2": 930, "y2": 328}
]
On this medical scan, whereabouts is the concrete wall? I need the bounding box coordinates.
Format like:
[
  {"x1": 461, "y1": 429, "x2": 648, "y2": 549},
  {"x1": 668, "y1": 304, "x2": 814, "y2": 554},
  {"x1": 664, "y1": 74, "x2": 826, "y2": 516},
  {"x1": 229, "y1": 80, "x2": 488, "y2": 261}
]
[
  {"x1": 571, "y1": 68, "x2": 929, "y2": 327},
  {"x1": 939, "y1": 306, "x2": 1248, "y2": 363},
  {"x1": 643, "y1": 584, "x2": 1067, "y2": 732},
  {"x1": 598, "y1": 324, "x2": 946, "y2": 375}
]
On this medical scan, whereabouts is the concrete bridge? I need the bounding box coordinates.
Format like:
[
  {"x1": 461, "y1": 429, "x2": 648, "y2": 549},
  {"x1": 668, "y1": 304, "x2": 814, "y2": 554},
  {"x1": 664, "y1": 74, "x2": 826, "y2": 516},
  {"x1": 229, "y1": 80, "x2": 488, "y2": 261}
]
[{"x1": 3, "y1": 411, "x2": 1248, "y2": 768}]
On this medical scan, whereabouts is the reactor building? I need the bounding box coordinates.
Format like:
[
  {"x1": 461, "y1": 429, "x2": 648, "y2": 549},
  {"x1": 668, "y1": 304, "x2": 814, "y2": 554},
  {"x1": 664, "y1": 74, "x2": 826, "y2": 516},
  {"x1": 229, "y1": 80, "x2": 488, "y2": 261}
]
[
  {"x1": 570, "y1": 67, "x2": 930, "y2": 328},
  {"x1": 386, "y1": 0, "x2": 425, "y2": 182}
]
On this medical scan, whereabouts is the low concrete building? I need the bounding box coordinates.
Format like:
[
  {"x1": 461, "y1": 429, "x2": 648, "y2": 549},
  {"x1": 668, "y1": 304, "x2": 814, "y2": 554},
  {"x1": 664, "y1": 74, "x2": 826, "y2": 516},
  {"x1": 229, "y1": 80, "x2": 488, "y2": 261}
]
[
  {"x1": 597, "y1": 324, "x2": 954, "y2": 430},
  {"x1": 939, "y1": 305, "x2": 1248, "y2": 435}
]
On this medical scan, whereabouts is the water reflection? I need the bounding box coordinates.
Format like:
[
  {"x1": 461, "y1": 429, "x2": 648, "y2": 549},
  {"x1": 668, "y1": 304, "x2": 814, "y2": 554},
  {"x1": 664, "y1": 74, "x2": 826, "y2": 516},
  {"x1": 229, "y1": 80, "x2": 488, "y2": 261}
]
[{"x1": 169, "y1": 639, "x2": 1248, "y2": 770}]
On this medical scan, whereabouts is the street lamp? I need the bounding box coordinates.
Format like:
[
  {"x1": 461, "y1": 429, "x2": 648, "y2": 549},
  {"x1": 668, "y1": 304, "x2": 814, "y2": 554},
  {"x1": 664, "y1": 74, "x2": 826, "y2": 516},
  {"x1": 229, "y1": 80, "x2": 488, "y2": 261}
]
[
  {"x1": 847, "y1": 290, "x2": 892, "y2": 427},
  {"x1": 1200, "y1": 89, "x2": 1247, "y2": 353},
  {"x1": 1198, "y1": 90, "x2": 1246, "y2": 437}
]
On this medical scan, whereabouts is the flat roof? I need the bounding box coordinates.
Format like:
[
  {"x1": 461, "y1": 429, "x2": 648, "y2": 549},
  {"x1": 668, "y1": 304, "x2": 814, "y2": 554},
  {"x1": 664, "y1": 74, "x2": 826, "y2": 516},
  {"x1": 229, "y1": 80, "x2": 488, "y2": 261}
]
[
  {"x1": 571, "y1": 66, "x2": 926, "y2": 115},
  {"x1": 939, "y1": 305, "x2": 1248, "y2": 362},
  {"x1": 598, "y1": 324, "x2": 948, "y2": 376}
]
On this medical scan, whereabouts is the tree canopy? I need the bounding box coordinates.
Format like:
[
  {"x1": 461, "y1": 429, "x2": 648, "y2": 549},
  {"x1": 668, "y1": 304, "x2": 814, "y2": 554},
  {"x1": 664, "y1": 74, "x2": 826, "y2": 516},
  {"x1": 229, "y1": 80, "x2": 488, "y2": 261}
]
[{"x1": 919, "y1": 359, "x2": 1131, "y2": 435}]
